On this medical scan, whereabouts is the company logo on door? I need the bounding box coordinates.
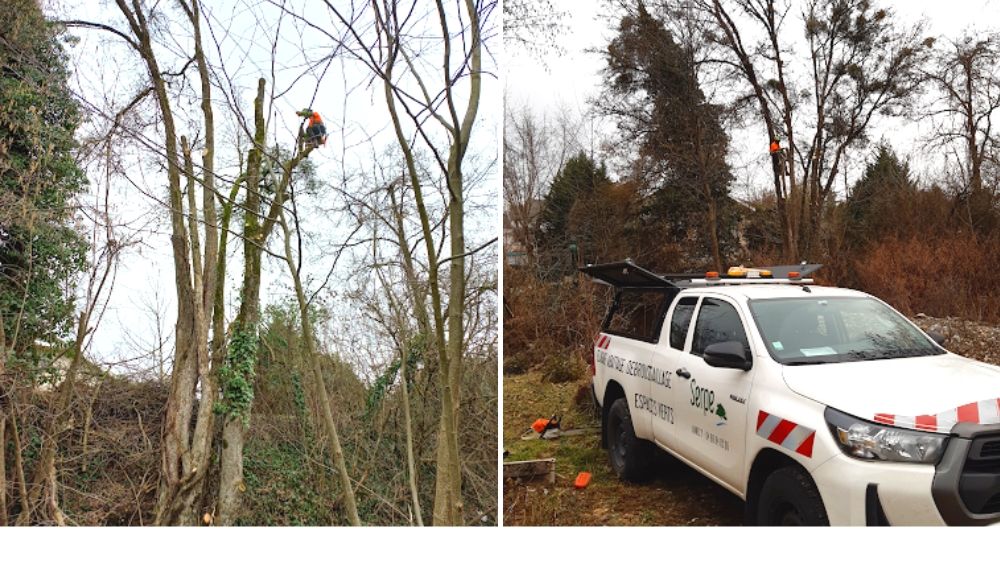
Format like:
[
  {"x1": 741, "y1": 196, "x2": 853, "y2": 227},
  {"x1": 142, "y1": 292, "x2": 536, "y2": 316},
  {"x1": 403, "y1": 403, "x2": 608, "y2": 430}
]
[{"x1": 690, "y1": 378, "x2": 727, "y2": 426}]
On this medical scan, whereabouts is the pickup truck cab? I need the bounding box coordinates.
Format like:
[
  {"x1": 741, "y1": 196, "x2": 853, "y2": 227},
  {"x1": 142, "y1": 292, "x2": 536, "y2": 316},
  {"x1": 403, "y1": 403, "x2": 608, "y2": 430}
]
[{"x1": 583, "y1": 260, "x2": 1000, "y2": 526}]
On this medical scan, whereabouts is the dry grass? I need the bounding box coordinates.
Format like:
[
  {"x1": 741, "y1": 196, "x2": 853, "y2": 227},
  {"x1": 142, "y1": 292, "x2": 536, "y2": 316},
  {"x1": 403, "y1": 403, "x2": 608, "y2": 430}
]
[{"x1": 502, "y1": 371, "x2": 743, "y2": 526}]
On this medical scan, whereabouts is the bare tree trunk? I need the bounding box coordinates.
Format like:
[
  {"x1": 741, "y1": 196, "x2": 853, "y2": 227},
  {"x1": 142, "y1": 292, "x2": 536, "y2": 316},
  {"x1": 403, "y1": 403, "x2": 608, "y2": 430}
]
[
  {"x1": 7, "y1": 403, "x2": 29, "y2": 521},
  {"x1": 215, "y1": 78, "x2": 267, "y2": 526},
  {"x1": 112, "y1": 0, "x2": 210, "y2": 523},
  {"x1": 0, "y1": 320, "x2": 5, "y2": 526},
  {"x1": 705, "y1": 192, "x2": 723, "y2": 272},
  {"x1": 216, "y1": 77, "x2": 316, "y2": 525},
  {"x1": 0, "y1": 412, "x2": 7, "y2": 526},
  {"x1": 389, "y1": 183, "x2": 432, "y2": 346},
  {"x1": 276, "y1": 208, "x2": 361, "y2": 526},
  {"x1": 709, "y1": 0, "x2": 796, "y2": 261},
  {"x1": 399, "y1": 339, "x2": 424, "y2": 526},
  {"x1": 104, "y1": 0, "x2": 220, "y2": 525},
  {"x1": 80, "y1": 378, "x2": 102, "y2": 458},
  {"x1": 17, "y1": 313, "x2": 87, "y2": 525},
  {"x1": 334, "y1": 0, "x2": 483, "y2": 526},
  {"x1": 381, "y1": 28, "x2": 456, "y2": 526}
]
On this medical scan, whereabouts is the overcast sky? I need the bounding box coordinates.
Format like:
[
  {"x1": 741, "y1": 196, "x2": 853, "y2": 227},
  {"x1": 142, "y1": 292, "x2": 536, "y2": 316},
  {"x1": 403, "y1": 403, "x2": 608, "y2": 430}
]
[
  {"x1": 49, "y1": 0, "x2": 499, "y2": 375},
  {"x1": 505, "y1": 0, "x2": 999, "y2": 197}
]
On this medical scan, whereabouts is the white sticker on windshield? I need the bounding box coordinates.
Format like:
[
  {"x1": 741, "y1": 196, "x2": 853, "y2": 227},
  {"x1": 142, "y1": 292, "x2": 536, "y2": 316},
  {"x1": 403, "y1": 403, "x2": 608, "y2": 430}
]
[
  {"x1": 800, "y1": 346, "x2": 836, "y2": 356},
  {"x1": 772, "y1": 341, "x2": 784, "y2": 351}
]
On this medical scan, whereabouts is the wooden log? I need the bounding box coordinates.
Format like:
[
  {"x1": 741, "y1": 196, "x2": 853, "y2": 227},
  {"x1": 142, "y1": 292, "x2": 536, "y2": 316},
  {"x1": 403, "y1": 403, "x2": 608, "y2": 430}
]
[{"x1": 503, "y1": 458, "x2": 556, "y2": 484}]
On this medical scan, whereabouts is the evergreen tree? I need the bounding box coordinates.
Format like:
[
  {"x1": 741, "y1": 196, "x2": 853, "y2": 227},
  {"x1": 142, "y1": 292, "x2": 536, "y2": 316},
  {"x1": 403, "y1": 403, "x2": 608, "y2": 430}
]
[
  {"x1": 0, "y1": 0, "x2": 88, "y2": 360},
  {"x1": 845, "y1": 146, "x2": 918, "y2": 249},
  {"x1": 535, "y1": 151, "x2": 611, "y2": 271},
  {"x1": 600, "y1": 2, "x2": 734, "y2": 270}
]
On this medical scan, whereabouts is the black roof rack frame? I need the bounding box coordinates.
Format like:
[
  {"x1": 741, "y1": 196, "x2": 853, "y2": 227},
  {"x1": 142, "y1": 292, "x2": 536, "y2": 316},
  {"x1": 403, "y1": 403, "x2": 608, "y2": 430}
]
[{"x1": 580, "y1": 260, "x2": 823, "y2": 288}]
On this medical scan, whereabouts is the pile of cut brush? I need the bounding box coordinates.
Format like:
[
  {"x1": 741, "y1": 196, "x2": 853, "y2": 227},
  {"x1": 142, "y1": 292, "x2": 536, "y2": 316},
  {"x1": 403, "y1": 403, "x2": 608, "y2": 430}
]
[
  {"x1": 12, "y1": 375, "x2": 168, "y2": 526},
  {"x1": 912, "y1": 314, "x2": 1000, "y2": 366}
]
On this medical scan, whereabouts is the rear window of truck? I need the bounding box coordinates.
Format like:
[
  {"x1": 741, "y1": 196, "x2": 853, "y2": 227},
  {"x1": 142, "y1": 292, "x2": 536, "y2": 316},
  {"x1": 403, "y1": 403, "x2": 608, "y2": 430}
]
[{"x1": 604, "y1": 289, "x2": 675, "y2": 342}]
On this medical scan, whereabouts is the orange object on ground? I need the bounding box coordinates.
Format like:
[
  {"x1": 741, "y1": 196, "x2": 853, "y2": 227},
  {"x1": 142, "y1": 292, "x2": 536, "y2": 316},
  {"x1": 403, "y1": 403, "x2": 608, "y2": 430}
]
[
  {"x1": 574, "y1": 471, "x2": 592, "y2": 489},
  {"x1": 531, "y1": 418, "x2": 549, "y2": 433}
]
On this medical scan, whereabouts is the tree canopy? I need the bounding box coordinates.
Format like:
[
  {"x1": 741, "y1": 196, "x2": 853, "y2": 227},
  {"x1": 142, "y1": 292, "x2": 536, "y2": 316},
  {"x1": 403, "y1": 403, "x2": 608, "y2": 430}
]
[{"x1": 0, "y1": 0, "x2": 88, "y2": 358}]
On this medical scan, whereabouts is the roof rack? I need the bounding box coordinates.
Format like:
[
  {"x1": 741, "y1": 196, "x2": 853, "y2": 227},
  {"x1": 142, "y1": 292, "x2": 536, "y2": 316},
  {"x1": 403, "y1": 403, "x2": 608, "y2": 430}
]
[{"x1": 579, "y1": 260, "x2": 822, "y2": 289}]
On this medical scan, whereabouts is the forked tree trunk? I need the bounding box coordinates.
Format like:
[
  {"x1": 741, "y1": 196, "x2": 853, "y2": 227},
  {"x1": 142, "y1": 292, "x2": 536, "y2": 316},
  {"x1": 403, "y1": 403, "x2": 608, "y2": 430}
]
[
  {"x1": 112, "y1": 0, "x2": 213, "y2": 524},
  {"x1": 216, "y1": 78, "x2": 317, "y2": 525},
  {"x1": 108, "y1": 0, "x2": 221, "y2": 525},
  {"x1": 215, "y1": 78, "x2": 267, "y2": 526}
]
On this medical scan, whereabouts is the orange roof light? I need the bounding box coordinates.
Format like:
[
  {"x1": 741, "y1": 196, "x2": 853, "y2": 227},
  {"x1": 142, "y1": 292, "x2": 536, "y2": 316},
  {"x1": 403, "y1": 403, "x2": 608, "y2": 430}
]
[
  {"x1": 788, "y1": 271, "x2": 801, "y2": 279},
  {"x1": 706, "y1": 271, "x2": 719, "y2": 279},
  {"x1": 728, "y1": 266, "x2": 747, "y2": 278}
]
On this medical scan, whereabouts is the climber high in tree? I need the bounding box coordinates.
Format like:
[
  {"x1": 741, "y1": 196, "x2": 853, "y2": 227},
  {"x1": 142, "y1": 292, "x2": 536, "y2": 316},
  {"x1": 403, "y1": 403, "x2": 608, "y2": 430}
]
[{"x1": 296, "y1": 108, "x2": 327, "y2": 148}]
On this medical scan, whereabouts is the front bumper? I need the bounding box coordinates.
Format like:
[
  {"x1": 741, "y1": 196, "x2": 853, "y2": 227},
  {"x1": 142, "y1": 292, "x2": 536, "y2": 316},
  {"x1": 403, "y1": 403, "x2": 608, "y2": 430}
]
[
  {"x1": 931, "y1": 422, "x2": 1000, "y2": 525},
  {"x1": 812, "y1": 451, "x2": 946, "y2": 525},
  {"x1": 811, "y1": 422, "x2": 1000, "y2": 526}
]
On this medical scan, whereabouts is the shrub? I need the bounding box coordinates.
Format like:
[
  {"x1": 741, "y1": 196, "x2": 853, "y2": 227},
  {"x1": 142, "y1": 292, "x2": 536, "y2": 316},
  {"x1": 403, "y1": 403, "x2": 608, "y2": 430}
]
[
  {"x1": 853, "y1": 233, "x2": 1000, "y2": 323},
  {"x1": 539, "y1": 353, "x2": 586, "y2": 384}
]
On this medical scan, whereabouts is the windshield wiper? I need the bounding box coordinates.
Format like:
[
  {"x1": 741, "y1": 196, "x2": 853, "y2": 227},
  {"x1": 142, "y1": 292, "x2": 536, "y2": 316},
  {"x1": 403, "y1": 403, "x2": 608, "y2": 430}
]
[{"x1": 785, "y1": 358, "x2": 836, "y2": 365}]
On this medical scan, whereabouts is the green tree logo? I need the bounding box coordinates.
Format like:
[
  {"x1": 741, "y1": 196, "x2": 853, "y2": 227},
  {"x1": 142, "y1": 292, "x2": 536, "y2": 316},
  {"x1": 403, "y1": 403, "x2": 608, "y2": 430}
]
[{"x1": 715, "y1": 404, "x2": 727, "y2": 421}]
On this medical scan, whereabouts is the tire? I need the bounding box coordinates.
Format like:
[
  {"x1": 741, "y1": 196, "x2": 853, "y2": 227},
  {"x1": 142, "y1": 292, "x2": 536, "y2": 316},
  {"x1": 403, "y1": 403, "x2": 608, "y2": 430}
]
[
  {"x1": 755, "y1": 465, "x2": 829, "y2": 526},
  {"x1": 605, "y1": 398, "x2": 653, "y2": 482}
]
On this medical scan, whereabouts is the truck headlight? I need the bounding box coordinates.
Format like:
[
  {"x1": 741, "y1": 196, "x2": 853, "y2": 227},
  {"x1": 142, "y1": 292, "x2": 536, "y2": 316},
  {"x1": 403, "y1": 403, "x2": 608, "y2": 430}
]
[{"x1": 824, "y1": 408, "x2": 947, "y2": 464}]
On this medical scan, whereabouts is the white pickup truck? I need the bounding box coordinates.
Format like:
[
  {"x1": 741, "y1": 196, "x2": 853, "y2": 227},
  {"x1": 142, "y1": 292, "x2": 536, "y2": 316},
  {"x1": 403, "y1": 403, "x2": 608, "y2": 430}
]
[{"x1": 582, "y1": 260, "x2": 1000, "y2": 526}]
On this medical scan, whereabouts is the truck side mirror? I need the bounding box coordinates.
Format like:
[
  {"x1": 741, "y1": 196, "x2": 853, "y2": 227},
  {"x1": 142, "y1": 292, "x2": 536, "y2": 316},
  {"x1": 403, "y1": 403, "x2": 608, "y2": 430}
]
[
  {"x1": 926, "y1": 330, "x2": 946, "y2": 347},
  {"x1": 703, "y1": 341, "x2": 752, "y2": 371}
]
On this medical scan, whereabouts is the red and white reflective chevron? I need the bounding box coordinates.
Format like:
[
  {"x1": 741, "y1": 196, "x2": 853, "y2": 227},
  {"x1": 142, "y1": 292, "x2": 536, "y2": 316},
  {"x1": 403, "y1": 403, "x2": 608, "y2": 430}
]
[
  {"x1": 874, "y1": 398, "x2": 1000, "y2": 433},
  {"x1": 756, "y1": 410, "x2": 816, "y2": 458},
  {"x1": 595, "y1": 334, "x2": 612, "y2": 349}
]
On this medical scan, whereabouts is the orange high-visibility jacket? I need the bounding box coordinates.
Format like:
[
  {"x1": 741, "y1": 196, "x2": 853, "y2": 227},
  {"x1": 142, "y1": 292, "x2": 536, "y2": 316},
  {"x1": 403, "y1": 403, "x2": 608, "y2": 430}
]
[{"x1": 308, "y1": 112, "x2": 323, "y2": 127}]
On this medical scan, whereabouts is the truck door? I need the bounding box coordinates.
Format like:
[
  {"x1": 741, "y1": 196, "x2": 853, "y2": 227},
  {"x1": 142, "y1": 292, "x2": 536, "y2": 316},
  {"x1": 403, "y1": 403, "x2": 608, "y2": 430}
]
[
  {"x1": 579, "y1": 261, "x2": 680, "y2": 442},
  {"x1": 599, "y1": 288, "x2": 674, "y2": 441},
  {"x1": 649, "y1": 296, "x2": 699, "y2": 446},
  {"x1": 670, "y1": 296, "x2": 755, "y2": 491}
]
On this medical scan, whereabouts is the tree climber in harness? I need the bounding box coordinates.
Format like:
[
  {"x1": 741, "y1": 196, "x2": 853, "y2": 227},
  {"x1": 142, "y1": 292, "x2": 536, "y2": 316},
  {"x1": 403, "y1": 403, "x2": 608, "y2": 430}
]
[
  {"x1": 296, "y1": 108, "x2": 327, "y2": 149},
  {"x1": 769, "y1": 137, "x2": 788, "y2": 176}
]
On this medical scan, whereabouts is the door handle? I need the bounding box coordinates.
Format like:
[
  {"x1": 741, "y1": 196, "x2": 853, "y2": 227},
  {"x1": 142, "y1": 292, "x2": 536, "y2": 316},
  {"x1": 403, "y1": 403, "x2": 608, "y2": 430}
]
[{"x1": 676, "y1": 368, "x2": 691, "y2": 379}]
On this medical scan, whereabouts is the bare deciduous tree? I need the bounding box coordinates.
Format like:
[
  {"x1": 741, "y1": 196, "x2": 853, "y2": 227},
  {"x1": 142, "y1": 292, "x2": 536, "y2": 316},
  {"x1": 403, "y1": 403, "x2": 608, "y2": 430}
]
[{"x1": 923, "y1": 32, "x2": 1000, "y2": 228}]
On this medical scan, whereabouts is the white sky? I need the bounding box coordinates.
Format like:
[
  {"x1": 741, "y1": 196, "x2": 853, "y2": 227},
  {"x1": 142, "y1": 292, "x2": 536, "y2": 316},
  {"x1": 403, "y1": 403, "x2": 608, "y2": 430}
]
[
  {"x1": 506, "y1": 0, "x2": 1000, "y2": 197},
  {"x1": 45, "y1": 0, "x2": 499, "y2": 376}
]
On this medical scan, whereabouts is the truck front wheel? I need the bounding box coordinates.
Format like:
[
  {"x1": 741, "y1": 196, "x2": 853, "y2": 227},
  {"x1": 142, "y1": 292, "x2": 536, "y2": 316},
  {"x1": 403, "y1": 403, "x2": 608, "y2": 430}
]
[
  {"x1": 756, "y1": 465, "x2": 829, "y2": 526},
  {"x1": 606, "y1": 398, "x2": 652, "y2": 482}
]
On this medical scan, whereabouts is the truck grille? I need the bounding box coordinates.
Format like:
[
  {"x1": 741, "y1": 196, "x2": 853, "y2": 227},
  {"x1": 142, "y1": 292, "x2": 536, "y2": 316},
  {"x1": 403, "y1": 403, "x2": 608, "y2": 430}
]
[
  {"x1": 984, "y1": 494, "x2": 1000, "y2": 513},
  {"x1": 959, "y1": 436, "x2": 1000, "y2": 515},
  {"x1": 981, "y1": 439, "x2": 1000, "y2": 458}
]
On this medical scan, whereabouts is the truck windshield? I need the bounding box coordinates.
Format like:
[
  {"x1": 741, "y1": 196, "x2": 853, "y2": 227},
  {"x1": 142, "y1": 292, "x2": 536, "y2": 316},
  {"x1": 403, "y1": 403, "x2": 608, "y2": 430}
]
[{"x1": 748, "y1": 297, "x2": 943, "y2": 365}]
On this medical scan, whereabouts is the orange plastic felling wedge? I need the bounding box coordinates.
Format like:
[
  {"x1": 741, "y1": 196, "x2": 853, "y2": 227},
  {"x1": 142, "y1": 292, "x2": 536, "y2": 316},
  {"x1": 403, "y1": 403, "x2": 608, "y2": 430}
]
[{"x1": 574, "y1": 472, "x2": 592, "y2": 489}]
